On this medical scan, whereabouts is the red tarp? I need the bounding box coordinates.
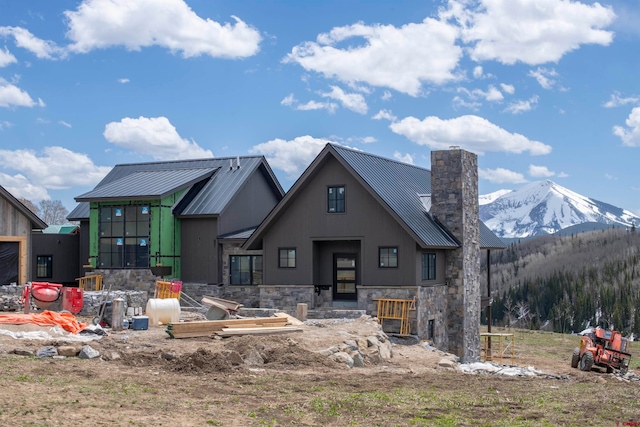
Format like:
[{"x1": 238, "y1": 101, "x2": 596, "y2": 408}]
[{"x1": 0, "y1": 310, "x2": 88, "y2": 334}]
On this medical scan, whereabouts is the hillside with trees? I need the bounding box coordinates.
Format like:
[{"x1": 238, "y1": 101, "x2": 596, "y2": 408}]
[{"x1": 482, "y1": 226, "x2": 640, "y2": 337}]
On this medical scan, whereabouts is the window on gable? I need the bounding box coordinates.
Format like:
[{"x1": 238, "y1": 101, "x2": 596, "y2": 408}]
[
  {"x1": 421, "y1": 252, "x2": 436, "y2": 280},
  {"x1": 230, "y1": 255, "x2": 263, "y2": 285},
  {"x1": 379, "y1": 247, "x2": 398, "y2": 268},
  {"x1": 279, "y1": 248, "x2": 296, "y2": 268},
  {"x1": 98, "y1": 205, "x2": 150, "y2": 269},
  {"x1": 327, "y1": 186, "x2": 345, "y2": 213},
  {"x1": 36, "y1": 255, "x2": 53, "y2": 278}
]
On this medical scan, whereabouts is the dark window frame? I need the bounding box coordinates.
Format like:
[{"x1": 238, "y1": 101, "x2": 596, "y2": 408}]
[
  {"x1": 36, "y1": 255, "x2": 53, "y2": 278},
  {"x1": 229, "y1": 255, "x2": 263, "y2": 285},
  {"x1": 278, "y1": 248, "x2": 296, "y2": 268},
  {"x1": 378, "y1": 246, "x2": 398, "y2": 268},
  {"x1": 327, "y1": 185, "x2": 346, "y2": 213},
  {"x1": 98, "y1": 204, "x2": 150, "y2": 269},
  {"x1": 421, "y1": 252, "x2": 436, "y2": 281}
]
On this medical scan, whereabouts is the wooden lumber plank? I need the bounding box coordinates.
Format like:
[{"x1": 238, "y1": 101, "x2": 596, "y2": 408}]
[
  {"x1": 273, "y1": 312, "x2": 304, "y2": 326},
  {"x1": 215, "y1": 327, "x2": 303, "y2": 337},
  {"x1": 167, "y1": 317, "x2": 287, "y2": 332}
]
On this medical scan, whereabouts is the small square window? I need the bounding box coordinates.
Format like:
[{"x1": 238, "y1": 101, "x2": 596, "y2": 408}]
[
  {"x1": 421, "y1": 253, "x2": 436, "y2": 280},
  {"x1": 379, "y1": 247, "x2": 398, "y2": 268},
  {"x1": 279, "y1": 248, "x2": 296, "y2": 268},
  {"x1": 36, "y1": 255, "x2": 53, "y2": 278},
  {"x1": 328, "y1": 186, "x2": 345, "y2": 213}
]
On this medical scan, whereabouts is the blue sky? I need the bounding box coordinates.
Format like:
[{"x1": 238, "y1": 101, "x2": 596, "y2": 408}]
[{"x1": 1, "y1": 0, "x2": 639, "y2": 218}]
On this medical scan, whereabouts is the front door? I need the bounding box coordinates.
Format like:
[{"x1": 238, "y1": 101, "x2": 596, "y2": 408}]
[{"x1": 333, "y1": 253, "x2": 357, "y2": 301}]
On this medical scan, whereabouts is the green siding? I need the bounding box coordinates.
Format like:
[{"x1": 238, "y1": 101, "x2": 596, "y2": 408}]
[{"x1": 88, "y1": 190, "x2": 184, "y2": 278}]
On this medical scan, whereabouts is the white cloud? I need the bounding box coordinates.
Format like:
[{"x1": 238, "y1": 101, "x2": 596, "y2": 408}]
[
  {"x1": 528, "y1": 164, "x2": 554, "y2": 178},
  {"x1": 603, "y1": 91, "x2": 639, "y2": 108},
  {"x1": 372, "y1": 109, "x2": 397, "y2": 121},
  {"x1": 504, "y1": 95, "x2": 539, "y2": 114},
  {"x1": 281, "y1": 93, "x2": 296, "y2": 106},
  {"x1": 284, "y1": 17, "x2": 462, "y2": 96},
  {"x1": 500, "y1": 83, "x2": 515, "y2": 95},
  {"x1": 479, "y1": 167, "x2": 527, "y2": 184},
  {"x1": 58, "y1": 120, "x2": 72, "y2": 128},
  {"x1": 0, "y1": 78, "x2": 45, "y2": 108},
  {"x1": 472, "y1": 65, "x2": 483, "y2": 79},
  {"x1": 389, "y1": 114, "x2": 552, "y2": 155},
  {"x1": 604, "y1": 173, "x2": 617, "y2": 180},
  {"x1": 0, "y1": 26, "x2": 65, "y2": 59},
  {"x1": 613, "y1": 107, "x2": 640, "y2": 147},
  {"x1": 0, "y1": 120, "x2": 12, "y2": 130},
  {"x1": 557, "y1": 172, "x2": 569, "y2": 178},
  {"x1": 64, "y1": 0, "x2": 261, "y2": 59},
  {"x1": 381, "y1": 91, "x2": 392, "y2": 101},
  {"x1": 103, "y1": 116, "x2": 213, "y2": 160},
  {"x1": 250, "y1": 135, "x2": 335, "y2": 179},
  {"x1": 529, "y1": 67, "x2": 557, "y2": 89},
  {"x1": 0, "y1": 146, "x2": 111, "y2": 191},
  {"x1": 296, "y1": 100, "x2": 337, "y2": 113},
  {"x1": 452, "y1": 96, "x2": 481, "y2": 111},
  {"x1": 360, "y1": 136, "x2": 376, "y2": 144},
  {"x1": 0, "y1": 172, "x2": 50, "y2": 201},
  {"x1": 117, "y1": 78, "x2": 130, "y2": 84},
  {"x1": 455, "y1": 0, "x2": 615, "y2": 65},
  {"x1": 321, "y1": 86, "x2": 368, "y2": 114},
  {"x1": 393, "y1": 151, "x2": 414, "y2": 164},
  {"x1": 0, "y1": 47, "x2": 17, "y2": 67}
]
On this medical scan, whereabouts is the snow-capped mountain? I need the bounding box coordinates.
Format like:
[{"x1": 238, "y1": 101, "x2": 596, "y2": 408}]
[
  {"x1": 479, "y1": 189, "x2": 513, "y2": 206},
  {"x1": 479, "y1": 180, "x2": 640, "y2": 239}
]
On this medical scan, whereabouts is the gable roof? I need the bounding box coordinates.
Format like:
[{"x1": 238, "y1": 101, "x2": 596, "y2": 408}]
[
  {"x1": 68, "y1": 156, "x2": 284, "y2": 220},
  {"x1": 0, "y1": 185, "x2": 47, "y2": 229},
  {"x1": 245, "y1": 144, "x2": 505, "y2": 250}
]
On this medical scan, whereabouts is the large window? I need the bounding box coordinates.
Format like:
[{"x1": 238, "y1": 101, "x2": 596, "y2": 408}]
[
  {"x1": 421, "y1": 253, "x2": 436, "y2": 280},
  {"x1": 279, "y1": 248, "x2": 296, "y2": 268},
  {"x1": 36, "y1": 255, "x2": 53, "y2": 278},
  {"x1": 379, "y1": 247, "x2": 398, "y2": 268},
  {"x1": 98, "y1": 205, "x2": 150, "y2": 268},
  {"x1": 327, "y1": 186, "x2": 345, "y2": 213},
  {"x1": 230, "y1": 255, "x2": 263, "y2": 285}
]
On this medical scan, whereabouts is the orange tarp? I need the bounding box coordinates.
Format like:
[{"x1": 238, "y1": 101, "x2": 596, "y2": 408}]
[{"x1": 0, "y1": 310, "x2": 88, "y2": 334}]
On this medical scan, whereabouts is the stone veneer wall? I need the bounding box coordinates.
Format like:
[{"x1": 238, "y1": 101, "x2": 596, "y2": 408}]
[
  {"x1": 258, "y1": 285, "x2": 315, "y2": 311},
  {"x1": 416, "y1": 284, "x2": 448, "y2": 347},
  {"x1": 430, "y1": 149, "x2": 481, "y2": 363},
  {"x1": 94, "y1": 269, "x2": 157, "y2": 295}
]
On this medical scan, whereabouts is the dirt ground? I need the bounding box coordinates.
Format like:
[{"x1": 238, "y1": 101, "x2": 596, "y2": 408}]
[{"x1": 0, "y1": 312, "x2": 638, "y2": 426}]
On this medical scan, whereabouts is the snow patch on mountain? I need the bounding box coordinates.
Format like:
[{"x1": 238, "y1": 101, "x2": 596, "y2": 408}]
[
  {"x1": 479, "y1": 189, "x2": 512, "y2": 206},
  {"x1": 479, "y1": 180, "x2": 640, "y2": 238}
]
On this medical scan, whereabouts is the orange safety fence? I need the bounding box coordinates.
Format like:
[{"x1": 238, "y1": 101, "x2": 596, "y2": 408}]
[
  {"x1": 0, "y1": 310, "x2": 88, "y2": 334},
  {"x1": 154, "y1": 280, "x2": 182, "y2": 300}
]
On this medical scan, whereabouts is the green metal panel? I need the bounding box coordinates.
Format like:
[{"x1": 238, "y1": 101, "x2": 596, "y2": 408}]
[{"x1": 89, "y1": 194, "x2": 183, "y2": 277}]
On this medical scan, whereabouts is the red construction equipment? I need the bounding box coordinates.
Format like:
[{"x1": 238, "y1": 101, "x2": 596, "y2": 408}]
[{"x1": 571, "y1": 327, "x2": 631, "y2": 375}]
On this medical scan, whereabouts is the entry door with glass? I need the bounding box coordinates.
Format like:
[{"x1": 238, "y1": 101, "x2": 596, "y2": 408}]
[{"x1": 333, "y1": 254, "x2": 357, "y2": 300}]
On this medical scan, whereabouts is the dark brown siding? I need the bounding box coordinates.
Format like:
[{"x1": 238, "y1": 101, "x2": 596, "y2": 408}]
[
  {"x1": 181, "y1": 218, "x2": 218, "y2": 283},
  {"x1": 263, "y1": 156, "x2": 418, "y2": 286},
  {"x1": 218, "y1": 166, "x2": 281, "y2": 235},
  {"x1": 31, "y1": 233, "x2": 80, "y2": 285}
]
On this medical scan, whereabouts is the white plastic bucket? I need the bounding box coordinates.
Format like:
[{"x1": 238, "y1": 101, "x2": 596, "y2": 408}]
[{"x1": 145, "y1": 298, "x2": 180, "y2": 326}]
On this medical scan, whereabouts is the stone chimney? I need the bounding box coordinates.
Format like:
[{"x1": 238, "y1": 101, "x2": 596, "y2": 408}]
[{"x1": 430, "y1": 148, "x2": 480, "y2": 363}]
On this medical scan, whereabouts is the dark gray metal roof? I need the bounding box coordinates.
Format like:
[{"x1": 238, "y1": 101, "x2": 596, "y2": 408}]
[
  {"x1": 480, "y1": 221, "x2": 506, "y2": 249},
  {"x1": 68, "y1": 156, "x2": 284, "y2": 220},
  {"x1": 75, "y1": 167, "x2": 217, "y2": 201},
  {"x1": 332, "y1": 145, "x2": 504, "y2": 249},
  {"x1": 219, "y1": 227, "x2": 256, "y2": 240},
  {"x1": 331, "y1": 145, "x2": 459, "y2": 248},
  {"x1": 0, "y1": 185, "x2": 47, "y2": 229}
]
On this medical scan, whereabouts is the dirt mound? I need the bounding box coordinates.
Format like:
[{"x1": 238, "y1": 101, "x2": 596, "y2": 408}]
[{"x1": 170, "y1": 347, "x2": 233, "y2": 373}]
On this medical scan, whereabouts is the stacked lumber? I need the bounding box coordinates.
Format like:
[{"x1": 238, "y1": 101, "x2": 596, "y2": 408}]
[{"x1": 166, "y1": 315, "x2": 303, "y2": 339}]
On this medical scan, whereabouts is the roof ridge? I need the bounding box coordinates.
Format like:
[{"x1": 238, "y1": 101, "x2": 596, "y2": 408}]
[
  {"x1": 113, "y1": 155, "x2": 264, "y2": 167},
  {"x1": 331, "y1": 143, "x2": 430, "y2": 172}
]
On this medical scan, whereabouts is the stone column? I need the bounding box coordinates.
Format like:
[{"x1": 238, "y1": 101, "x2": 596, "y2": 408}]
[{"x1": 430, "y1": 148, "x2": 481, "y2": 363}]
